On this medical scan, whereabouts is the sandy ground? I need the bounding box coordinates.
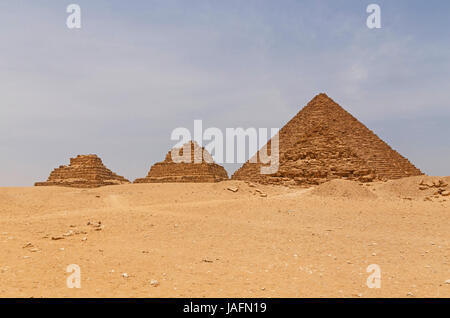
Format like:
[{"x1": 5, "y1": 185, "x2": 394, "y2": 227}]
[{"x1": 0, "y1": 178, "x2": 449, "y2": 298}]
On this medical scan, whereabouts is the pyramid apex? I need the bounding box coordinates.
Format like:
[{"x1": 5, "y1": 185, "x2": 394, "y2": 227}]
[
  {"x1": 76, "y1": 154, "x2": 99, "y2": 158},
  {"x1": 310, "y1": 92, "x2": 333, "y2": 103}
]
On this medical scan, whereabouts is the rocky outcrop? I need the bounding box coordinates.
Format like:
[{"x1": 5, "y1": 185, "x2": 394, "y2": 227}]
[
  {"x1": 35, "y1": 154, "x2": 129, "y2": 188},
  {"x1": 232, "y1": 93, "x2": 423, "y2": 186},
  {"x1": 134, "y1": 141, "x2": 228, "y2": 183}
]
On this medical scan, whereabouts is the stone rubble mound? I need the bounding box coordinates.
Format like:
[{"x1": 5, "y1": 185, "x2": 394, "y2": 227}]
[
  {"x1": 134, "y1": 141, "x2": 228, "y2": 183},
  {"x1": 35, "y1": 154, "x2": 130, "y2": 188}
]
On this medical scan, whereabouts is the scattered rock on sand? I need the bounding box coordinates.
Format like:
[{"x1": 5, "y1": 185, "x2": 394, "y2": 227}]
[
  {"x1": 51, "y1": 236, "x2": 64, "y2": 240},
  {"x1": 227, "y1": 187, "x2": 238, "y2": 193},
  {"x1": 150, "y1": 279, "x2": 160, "y2": 287},
  {"x1": 254, "y1": 189, "x2": 267, "y2": 197},
  {"x1": 63, "y1": 230, "x2": 74, "y2": 237},
  {"x1": 87, "y1": 221, "x2": 103, "y2": 231},
  {"x1": 377, "y1": 176, "x2": 450, "y2": 200},
  {"x1": 420, "y1": 180, "x2": 433, "y2": 187}
]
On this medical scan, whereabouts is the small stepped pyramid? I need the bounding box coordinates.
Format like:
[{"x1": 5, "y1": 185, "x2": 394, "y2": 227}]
[
  {"x1": 35, "y1": 154, "x2": 130, "y2": 188},
  {"x1": 232, "y1": 93, "x2": 423, "y2": 186},
  {"x1": 135, "y1": 141, "x2": 228, "y2": 183}
]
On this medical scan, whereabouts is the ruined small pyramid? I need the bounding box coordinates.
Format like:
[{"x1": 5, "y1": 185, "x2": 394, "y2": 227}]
[
  {"x1": 134, "y1": 141, "x2": 228, "y2": 183},
  {"x1": 35, "y1": 154, "x2": 130, "y2": 188},
  {"x1": 232, "y1": 93, "x2": 423, "y2": 186}
]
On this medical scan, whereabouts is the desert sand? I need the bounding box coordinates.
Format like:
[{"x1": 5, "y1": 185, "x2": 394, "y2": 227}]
[{"x1": 0, "y1": 177, "x2": 449, "y2": 298}]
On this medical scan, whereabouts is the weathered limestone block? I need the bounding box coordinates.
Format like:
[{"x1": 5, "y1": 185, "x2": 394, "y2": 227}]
[
  {"x1": 135, "y1": 141, "x2": 228, "y2": 183},
  {"x1": 35, "y1": 154, "x2": 129, "y2": 188},
  {"x1": 232, "y1": 93, "x2": 423, "y2": 186}
]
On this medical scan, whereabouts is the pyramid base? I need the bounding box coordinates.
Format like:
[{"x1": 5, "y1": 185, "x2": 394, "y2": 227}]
[
  {"x1": 134, "y1": 175, "x2": 226, "y2": 183},
  {"x1": 35, "y1": 178, "x2": 130, "y2": 188}
]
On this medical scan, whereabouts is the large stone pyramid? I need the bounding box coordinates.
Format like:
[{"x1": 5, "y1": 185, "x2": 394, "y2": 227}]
[
  {"x1": 35, "y1": 154, "x2": 130, "y2": 188},
  {"x1": 134, "y1": 141, "x2": 228, "y2": 183},
  {"x1": 232, "y1": 93, "x2": 423, "y2": 186}
]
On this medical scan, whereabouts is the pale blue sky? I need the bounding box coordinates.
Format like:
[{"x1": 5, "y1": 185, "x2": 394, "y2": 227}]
[{"x1": 0, "y1": 1, "x2": 449, "y2": 186}]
